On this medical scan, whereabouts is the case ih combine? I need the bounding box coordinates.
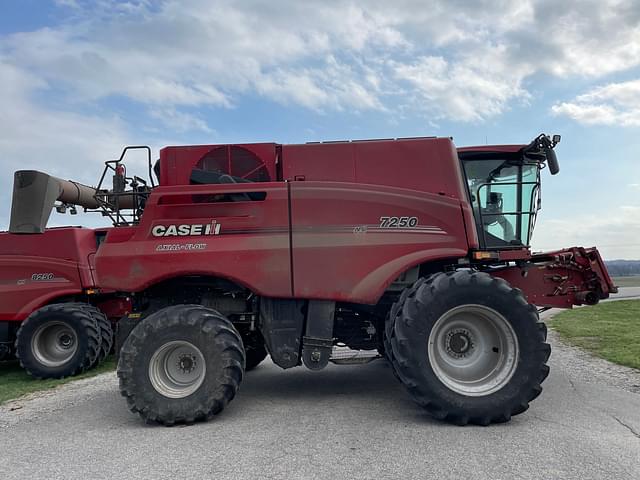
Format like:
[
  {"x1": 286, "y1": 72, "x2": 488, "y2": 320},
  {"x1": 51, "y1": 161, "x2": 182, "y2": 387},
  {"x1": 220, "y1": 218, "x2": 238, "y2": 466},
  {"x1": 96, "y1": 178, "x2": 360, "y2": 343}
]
[{"x1": 0, "y1": 134, "x2": 616, "y2": 425}]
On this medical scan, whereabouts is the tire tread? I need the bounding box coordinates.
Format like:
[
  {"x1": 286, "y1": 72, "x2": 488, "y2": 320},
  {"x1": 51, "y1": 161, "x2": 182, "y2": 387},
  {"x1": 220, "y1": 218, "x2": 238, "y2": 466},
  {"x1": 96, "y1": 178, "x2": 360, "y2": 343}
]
[
  {"x1": 118, "y1": 304, "x2": 245, "y2": 426},
  {"x1": 390, "y1": 270, "x2": 551, "y2": 426},
  {"x1": 15, "y1": 303, "x2": 101, "y2": 379}
]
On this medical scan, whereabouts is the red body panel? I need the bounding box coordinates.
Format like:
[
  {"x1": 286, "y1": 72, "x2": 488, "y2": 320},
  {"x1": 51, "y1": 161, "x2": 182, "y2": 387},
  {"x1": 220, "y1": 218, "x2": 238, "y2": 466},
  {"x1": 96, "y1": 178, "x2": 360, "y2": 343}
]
[
  {"x1": 290, "y1": 182, "x2": 468, "y2": 303},
  {"x1": 0, "y1": 228, "x2": 98, "y2": 321},
  {"x1": 95, "y1": 138, "x2": 474, "y2": 304},
  {"x1": 281, "y1": 138, "x2": 467, "y2": 199},
  {"x1": 95, "y1": 182, "x2": 293, "y2": 297}
]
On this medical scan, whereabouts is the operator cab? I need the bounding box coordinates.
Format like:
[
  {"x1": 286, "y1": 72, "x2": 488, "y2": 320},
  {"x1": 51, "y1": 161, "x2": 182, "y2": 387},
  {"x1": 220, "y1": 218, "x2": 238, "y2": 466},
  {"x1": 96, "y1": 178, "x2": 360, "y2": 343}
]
[{"x1": 459, "y1": 134, "x2": 560, "y2": 250}]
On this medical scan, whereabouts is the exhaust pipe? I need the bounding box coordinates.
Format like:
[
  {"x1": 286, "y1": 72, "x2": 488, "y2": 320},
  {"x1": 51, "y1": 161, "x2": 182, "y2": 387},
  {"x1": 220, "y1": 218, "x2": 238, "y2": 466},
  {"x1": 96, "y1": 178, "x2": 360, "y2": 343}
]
[{"x1": 9, "y1": 170, "x2": 134, "y2": 234}]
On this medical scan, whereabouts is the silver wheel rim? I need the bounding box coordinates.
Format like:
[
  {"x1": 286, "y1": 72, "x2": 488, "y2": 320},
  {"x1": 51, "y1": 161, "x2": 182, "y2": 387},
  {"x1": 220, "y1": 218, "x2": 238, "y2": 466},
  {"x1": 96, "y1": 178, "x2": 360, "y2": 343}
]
[
  {"x1": 149, "y1": 341, "x2": 206, "y2": 399},
  {"x1": 428, "y1": 305, "x2": 519, "y2": 397},
  {"x1": 31, "y1": 321, "x2": 78, "y2": 367}
]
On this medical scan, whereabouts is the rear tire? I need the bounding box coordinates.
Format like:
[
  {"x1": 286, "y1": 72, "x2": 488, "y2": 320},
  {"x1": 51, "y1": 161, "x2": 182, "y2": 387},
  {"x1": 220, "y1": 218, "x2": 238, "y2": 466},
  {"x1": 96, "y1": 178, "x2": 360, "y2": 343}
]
[
  {"x1": 97, "y1": 315, "x2": 114, "y2": 361},
  {"x1": 118, "y1": 305, "x2": 245, "y2": 425},
  {"x1": 85, "y1": 306, "x2": 113, "y2": 368},
  {"x1": 15, "y1": 303, "x2": 101, "y2": 379},
  {"x1": 244, "y1": 333, "x2": 268, "y2": 372},
  {"x1": 390, "y1": 271, "x2": 550, "y2": 425}
]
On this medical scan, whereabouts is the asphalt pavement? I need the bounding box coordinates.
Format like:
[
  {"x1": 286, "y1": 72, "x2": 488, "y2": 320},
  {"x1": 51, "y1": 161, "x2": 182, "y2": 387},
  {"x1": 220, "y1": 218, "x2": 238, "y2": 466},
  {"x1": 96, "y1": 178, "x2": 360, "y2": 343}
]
[
  {"x1": 612, "y1": 286, "x2": 640, "y2": 300},
  {"x1": 1, "y1": 290, "x2": 639, "y2": 480}
]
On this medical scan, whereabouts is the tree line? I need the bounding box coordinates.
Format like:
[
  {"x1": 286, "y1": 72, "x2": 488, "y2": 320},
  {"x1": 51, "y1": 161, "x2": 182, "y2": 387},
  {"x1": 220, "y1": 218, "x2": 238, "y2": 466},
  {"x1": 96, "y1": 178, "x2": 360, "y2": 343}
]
[{"x1": 605, "y1": 260, "x2": 640, "y2": 277}]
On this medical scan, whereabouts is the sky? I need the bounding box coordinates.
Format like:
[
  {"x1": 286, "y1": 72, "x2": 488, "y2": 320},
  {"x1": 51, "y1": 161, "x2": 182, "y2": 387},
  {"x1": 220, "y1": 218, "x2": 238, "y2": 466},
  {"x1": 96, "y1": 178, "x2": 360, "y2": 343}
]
[{"x1": 0, "y1": 0, "x2": 639, "y2": 260}]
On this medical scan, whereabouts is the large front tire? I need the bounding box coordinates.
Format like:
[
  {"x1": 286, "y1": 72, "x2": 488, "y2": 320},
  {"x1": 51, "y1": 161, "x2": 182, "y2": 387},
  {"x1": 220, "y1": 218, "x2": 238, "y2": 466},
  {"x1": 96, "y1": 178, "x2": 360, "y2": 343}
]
[
  {"x1": 390, "y1": 271, "x2": 550, "y2": 426},
  {"x1": 118, "y1": 305, "x2": 245, "y2": 426}
]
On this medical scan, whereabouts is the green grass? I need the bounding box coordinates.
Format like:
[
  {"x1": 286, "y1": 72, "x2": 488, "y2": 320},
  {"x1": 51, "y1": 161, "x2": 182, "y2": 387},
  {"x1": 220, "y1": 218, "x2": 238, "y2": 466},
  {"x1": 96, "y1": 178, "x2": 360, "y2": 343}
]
[
  {"x1": 549, "y1": 300, "x2": 640, "y2": 369},
  {"x1": 612, "y1": 276, "x2": 640, "y2": 288},
  {"x1": 0, "y1": 356, "x2": 116, "y2": 404}
]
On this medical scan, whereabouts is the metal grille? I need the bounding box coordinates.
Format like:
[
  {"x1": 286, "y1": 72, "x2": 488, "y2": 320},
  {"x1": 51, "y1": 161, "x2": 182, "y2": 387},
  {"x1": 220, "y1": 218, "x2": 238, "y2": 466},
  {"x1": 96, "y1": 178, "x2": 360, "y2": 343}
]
[{"x1": 197, "y1": 146, "x2": 271, "y2": 182}]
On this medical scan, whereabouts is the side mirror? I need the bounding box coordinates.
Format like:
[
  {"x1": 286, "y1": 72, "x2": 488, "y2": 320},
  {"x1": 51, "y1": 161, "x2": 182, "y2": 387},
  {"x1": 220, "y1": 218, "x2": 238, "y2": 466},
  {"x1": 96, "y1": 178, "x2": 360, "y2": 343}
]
[
  {"x1": 546, "y1": 148, "x2": 560, "y2": 175},
  {"x1": 552, "y1": 134, "x2": 561, "y2": 144}
]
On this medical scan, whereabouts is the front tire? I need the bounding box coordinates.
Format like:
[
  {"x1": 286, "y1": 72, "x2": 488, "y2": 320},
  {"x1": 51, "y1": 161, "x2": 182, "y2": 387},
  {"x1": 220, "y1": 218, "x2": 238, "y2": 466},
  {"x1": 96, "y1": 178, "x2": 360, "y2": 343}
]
[
  {"x1": 118, "y1": 305, "x2": 245, "y2": 425},
  {"x1": 390, "y1": 271, "x2": 550, "y2": 425}
]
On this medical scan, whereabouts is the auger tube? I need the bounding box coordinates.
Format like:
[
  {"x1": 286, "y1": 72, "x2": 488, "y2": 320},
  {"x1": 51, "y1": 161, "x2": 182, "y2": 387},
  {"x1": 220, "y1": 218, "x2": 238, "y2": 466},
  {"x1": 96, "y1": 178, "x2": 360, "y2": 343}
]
[{"x1": 9, "y1": 170, "x2": 135, "y2": 234}]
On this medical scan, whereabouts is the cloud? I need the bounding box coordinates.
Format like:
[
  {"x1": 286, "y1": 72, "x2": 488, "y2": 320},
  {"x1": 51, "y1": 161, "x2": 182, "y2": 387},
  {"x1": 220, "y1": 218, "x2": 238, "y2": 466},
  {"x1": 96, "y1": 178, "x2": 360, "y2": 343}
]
[
  {"x1": 256, "y1": 57, "x2": 385, "y2": 112},
  {"x1": 2, "y1": 0, "x2": 639, "y2": 128},
  {"x1": 0, "y1": 60, "x2": 131, "y2": 228},
  {"x1": 393, "y1": 49, "x2": 530, "y2": 122},
  {"x1": 551, "y1": 79, "x2": 640, "y2": 126},
  {"x1": 0, "y1": 61, "x2": 130, "y2": 174},
  {"x1": 149, "y1": 108, "x2": 213, "y2": 133},
  {"x1": 3, "y1": 1, "x2": 396, "y2": 116},
  {"x1": 532, "y1": 205, "x2": 640, "y2": 260},
  {"x1": 503, "y1": 0, "x2": 640, "y2": 78}
]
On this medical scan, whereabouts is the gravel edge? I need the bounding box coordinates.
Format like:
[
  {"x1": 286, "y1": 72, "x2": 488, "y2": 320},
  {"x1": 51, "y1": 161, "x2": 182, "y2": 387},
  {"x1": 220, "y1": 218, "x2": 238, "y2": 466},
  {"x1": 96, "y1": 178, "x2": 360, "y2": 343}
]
[
  {"x1": 0, "y1": 371, "x2": 118, "y2": 428},
  {"x1": 547, "y1": 328, "x2": 640, "y2": 395}
]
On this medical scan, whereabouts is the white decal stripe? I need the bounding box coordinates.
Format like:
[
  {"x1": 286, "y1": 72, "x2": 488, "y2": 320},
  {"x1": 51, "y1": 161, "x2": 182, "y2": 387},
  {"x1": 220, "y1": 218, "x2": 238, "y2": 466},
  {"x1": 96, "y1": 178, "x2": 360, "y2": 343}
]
[
  {"x1": 368, "y1": 228, "x2": 448, "y2": 235},
  {"x1": 364, "y1": 224, "x2": 444, "y2": 230}
]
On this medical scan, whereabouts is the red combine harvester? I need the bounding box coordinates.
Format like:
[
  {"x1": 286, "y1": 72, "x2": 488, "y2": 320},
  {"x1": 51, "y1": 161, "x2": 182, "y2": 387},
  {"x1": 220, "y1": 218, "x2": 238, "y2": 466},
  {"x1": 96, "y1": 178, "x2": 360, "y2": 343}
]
[{"x1": 0, "y1": 134, "x2": 616, "y2": 425}]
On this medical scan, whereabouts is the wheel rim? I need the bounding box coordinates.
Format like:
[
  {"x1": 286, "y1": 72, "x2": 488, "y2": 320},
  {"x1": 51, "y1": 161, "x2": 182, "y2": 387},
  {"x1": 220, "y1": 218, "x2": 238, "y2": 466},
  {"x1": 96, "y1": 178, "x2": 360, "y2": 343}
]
[
  {"x1": 428, "y1": 304, "x2": 519, "y2": 397},
  {"x1": 148, "y1": 341, "x2": 206, "y2": 399},
  {"x1": 31, "y1": 321, "x2": 78, "y2": 367}
]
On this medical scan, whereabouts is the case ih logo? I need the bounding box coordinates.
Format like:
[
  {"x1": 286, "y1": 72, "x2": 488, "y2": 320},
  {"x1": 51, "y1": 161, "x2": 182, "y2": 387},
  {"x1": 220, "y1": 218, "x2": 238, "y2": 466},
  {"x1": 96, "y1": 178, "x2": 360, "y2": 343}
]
[{"x1": 151, "y1": 221, "x2": 221, "y2": 237}]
